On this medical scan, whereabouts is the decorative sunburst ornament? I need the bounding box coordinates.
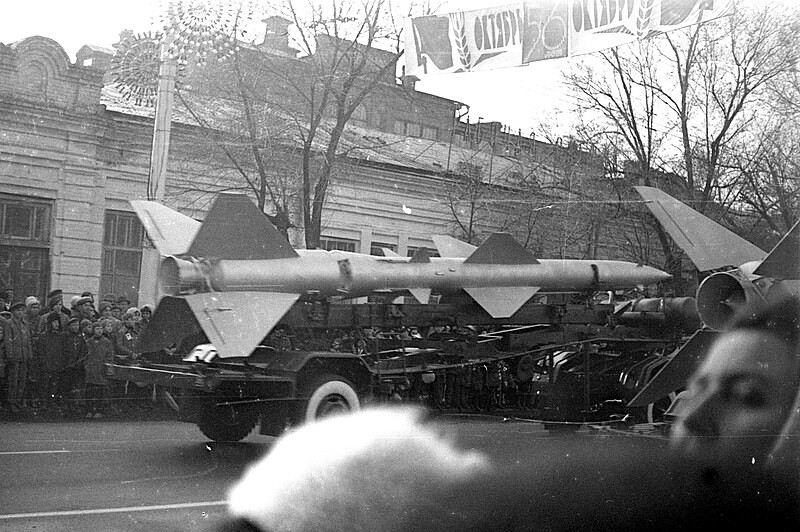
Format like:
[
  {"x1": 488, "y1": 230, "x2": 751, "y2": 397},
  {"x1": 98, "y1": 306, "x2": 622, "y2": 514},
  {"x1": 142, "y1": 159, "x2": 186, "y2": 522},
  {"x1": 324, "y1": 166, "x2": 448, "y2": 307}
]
[
  {"x1": 158, "y1": 0, "x2": 253, "y2": 66},
  {"x1": 110, "y1": 32, "x2": 165, "y2": 107},
  {"x1": 110, "y1": 0, "x2": 254, "y2": 106}
]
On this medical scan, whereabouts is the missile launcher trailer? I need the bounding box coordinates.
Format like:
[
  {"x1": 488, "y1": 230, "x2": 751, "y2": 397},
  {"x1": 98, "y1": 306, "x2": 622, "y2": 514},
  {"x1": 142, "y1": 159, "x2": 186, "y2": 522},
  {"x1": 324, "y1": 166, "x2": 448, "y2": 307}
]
[
  {"x1": 107, "y1": 295, "x2": 698, "y2": 441},
  {"x1": 107, "y1": 192, "x2": 690, "y2": 441}
]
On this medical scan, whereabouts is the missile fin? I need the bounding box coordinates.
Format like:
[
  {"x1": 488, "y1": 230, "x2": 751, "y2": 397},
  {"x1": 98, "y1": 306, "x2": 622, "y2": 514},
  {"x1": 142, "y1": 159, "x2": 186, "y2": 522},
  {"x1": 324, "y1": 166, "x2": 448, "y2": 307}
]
[
  {"x1": 381, "y1": 248, "x2": 401, "y2": 257},
  {"x1": 130, "y1": 200, "x2": 201, "y2": 256},
  {"x1": 187, "y1": 194, "x2": 298, "y2": 260},
  {"x1": 409, "y1": 247, "x2": 432, "y2": 263},
  {"x1": 635, "y1": 186, "x2": 765, "y2": 271},
  {"x1": 753, "y1": 220, "x2": 800, "y2": 279},
  {"x1": 184, "y1": 291, "x2": 300, "y2": 359},
  {"x1": 136, "y1": 295, "x2": 205, "y2": 354},
  {"x1": 628, "y1": 329, "x2": 718, "y2": 407},
  {"x1": 465, "y1": 233, "x2": 539, "y2": 265},
  {"x1": 432, "y1": 235, "x2": 477, "y2": 258},
  {"x1": 464, "y1": 286, "x2": 540, "y2": 318},
  {"x1": 408, "y1": 287, "x2": 432, "y2": 304}
]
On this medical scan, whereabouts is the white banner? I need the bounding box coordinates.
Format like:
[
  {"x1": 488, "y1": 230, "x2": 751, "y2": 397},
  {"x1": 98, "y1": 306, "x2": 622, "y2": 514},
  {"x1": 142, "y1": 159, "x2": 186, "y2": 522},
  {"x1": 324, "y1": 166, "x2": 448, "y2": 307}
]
[{"x1": 405, "y1": 0, "x2": 734, "y2": 76}]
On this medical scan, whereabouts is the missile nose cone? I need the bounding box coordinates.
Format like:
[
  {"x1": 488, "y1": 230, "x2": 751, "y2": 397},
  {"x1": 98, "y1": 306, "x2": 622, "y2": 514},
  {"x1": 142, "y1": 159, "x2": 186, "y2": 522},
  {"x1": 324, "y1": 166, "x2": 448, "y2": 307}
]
[{"x1": 638, "y1": 264, "x2": 672, "y2": 283}]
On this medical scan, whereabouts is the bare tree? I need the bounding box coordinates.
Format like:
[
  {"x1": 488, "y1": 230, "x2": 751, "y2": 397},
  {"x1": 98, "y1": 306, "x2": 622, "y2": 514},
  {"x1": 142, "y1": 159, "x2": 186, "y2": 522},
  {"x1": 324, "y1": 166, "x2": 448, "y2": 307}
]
[
  {"x1": 131, "y1": 0, "x2": 424, "y2": 246},
  {"x1": 561, "y1": 2, "x2": 800, "y2": 292}
]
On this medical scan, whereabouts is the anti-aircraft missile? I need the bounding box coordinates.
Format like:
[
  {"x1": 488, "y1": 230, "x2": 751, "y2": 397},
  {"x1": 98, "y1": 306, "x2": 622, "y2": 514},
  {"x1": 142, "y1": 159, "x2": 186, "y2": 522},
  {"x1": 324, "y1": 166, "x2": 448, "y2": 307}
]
[
  {"x1": 629, "y1": 186, "x2": 799, "y2": 408},
  {"x1": 132, "y1": 193, "x2": 670, "y2": 359}
]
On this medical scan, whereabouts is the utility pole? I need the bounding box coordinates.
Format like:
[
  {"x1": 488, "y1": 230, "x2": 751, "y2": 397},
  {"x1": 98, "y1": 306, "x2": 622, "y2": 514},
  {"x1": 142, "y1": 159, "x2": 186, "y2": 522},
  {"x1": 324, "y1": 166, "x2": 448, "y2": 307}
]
[{"x1": 139, "y1": 35, "x2": 177, "y2": 306}]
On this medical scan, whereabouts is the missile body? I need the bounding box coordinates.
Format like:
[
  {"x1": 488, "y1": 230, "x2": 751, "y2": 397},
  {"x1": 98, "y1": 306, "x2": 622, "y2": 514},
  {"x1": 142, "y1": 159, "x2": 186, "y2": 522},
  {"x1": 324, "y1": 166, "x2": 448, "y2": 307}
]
[{"x1": 162, "y1": 252, "x2": 670, "y2": 300}]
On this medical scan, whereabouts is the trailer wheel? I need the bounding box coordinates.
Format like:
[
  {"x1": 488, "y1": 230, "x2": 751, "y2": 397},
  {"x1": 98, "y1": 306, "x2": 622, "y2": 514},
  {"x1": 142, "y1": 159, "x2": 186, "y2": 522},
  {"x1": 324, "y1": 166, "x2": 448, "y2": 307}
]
[
  {"x1": 197, "y1": 403, "x2": 259, "y2": 442},
  {"x1": 304, "y1": 374, "x2": 360, "y2": 423}
]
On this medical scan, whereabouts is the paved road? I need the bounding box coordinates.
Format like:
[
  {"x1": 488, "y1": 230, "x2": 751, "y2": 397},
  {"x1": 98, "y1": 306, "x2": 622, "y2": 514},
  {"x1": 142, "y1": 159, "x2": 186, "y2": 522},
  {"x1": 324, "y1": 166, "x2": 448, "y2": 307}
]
[{"x1": 0, "y1": 416, "x2": 667, "y2": 531}]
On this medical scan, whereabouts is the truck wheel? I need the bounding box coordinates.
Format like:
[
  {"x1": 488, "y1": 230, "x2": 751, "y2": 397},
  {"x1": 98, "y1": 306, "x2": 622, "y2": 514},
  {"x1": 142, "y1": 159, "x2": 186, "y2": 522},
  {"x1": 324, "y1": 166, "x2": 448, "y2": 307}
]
[
  {"x1": 197, "y1": 403, "x2": 259, "y2": 442},
  {"x1": 304, "y1": 374, "x2": 360, "y2": 423}
]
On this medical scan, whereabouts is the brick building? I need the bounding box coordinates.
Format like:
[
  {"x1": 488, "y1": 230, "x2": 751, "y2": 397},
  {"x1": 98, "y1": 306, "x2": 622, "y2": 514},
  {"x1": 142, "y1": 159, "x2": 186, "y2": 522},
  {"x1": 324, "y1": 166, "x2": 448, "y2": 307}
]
[{"x1": 0, "y1": 31, "x2": 634, "y2": 308}]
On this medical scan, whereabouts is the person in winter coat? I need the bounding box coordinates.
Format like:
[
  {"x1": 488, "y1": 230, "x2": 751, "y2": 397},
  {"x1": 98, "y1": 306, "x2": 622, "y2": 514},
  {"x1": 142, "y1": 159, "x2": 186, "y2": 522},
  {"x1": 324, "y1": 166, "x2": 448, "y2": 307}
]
[
  {"x1": 84, "y1": 321, "x2": 114, "y2": 419},
  {"x1": 6, "y1": 301, "x2": 32, "y2": 413},
  {"x1": 0, "y1": 315, "x2": 9, "y2": 411},
  {"x1": 36, "y1": 312, "x2": 66, "y2": 411},
  {"x1": 113, "y1": 308, "x2": 141, "y2": 360},
  {"x1": 61, "y1": 317, "x2": 87, "y2": 417}
]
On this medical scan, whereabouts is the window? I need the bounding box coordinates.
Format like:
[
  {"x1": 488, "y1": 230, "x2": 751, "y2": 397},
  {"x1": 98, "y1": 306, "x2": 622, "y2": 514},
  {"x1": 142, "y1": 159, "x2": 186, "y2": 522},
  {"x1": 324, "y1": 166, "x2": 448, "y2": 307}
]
[
  {"x1": 319, "y1": 237, "x2": 358, "y2": 253},
  {"x1": 370, "y1": 242, "x2": 396, "y2": 256},
  {"x1": 422, "y1": 126, "x2": 439, "y2": 141},
  {"x1": 394, "y1": 120, "x2": 424, "y2": 138},
  {"x1": 351, "y1": 104, "x2": 368, "y2": 127},
  {"x1": 101, "y1": 211, "x2": 143, "y2": 306},
  {"x1": 0, "y1": 196, "x2": 52, "y2": 300},
  {"x1": 407, "y1": 246, "x2": 439, "y2": 258}
]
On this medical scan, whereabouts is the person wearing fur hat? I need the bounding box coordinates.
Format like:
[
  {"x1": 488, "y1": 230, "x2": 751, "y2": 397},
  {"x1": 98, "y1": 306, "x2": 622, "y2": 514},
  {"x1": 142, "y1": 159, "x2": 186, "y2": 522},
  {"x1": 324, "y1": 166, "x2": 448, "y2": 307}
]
[
  {"x1": 6, "y1": 301, "x2": 32, "y2": 413},
  {"x1": 84, "y1": 321, "x2": 113, "y2": 419},
  {"x1": 116, "y1": 295, "x2": 131, "y2": 316},
  {"x1": 0, "y1": 288, "x2": 15, "y2": 312},
  {"x1": 40, "y1": 297, "x2": 69, "y2": 336},
  {"x1": 98, "y1": 301, "x2": 113, "y2": 320},
  {"x1": 25, "y1": 296, "x2": 42, "y2": 343},
  {"x1": 113, "y1": 308, "x2": 141, "y2": 360},
  {"x1": 36, "y1": 311, "x2": 66, "y2": 412},
  {"x1": 61, "y1": 317, "x2": 87, "y2": 418},
  {"x1": 80, "y1": 318, "x2": 93, "y2": 341},
  {"x1": 71, "y1": 296, "x2": 96, "y2": 323}
]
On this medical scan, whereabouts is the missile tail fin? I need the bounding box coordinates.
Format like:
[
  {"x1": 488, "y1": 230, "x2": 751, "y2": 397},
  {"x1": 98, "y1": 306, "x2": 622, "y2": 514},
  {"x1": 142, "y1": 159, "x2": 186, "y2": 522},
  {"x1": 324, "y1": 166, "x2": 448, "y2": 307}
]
[
  {"x1": 432, "y1": 235, "x2": 477, "y2": 258},
  {"x1": 137, "y1": 292, "x2": 300, "y2": 359},
  {"x1": 130, "y1": 200, "x2": 201, "y2": 256},
  {"x1": 465, "y1": 233, "x2": 539, "y2": 265},
  {"x1": 408, "y1": 287, "x2": 432, "y2": 304},
  {"x1": 186, "y1": 291, "x2": 299, "y2": 359},
  {"x1": 627, "y1": 329, "x2": 718, "y2": 407},
  {"x1": 136, "y1": 295, "x2": 206, "y2": 354},
  {"x1": 754, "y1": 220, "x2": 800, "y2": 279},
  {"x1": 188, "y1": 194, "x2": 298, "y2": 260},
  {"x1": 465, "y1": 286, "x2": 540, "y2": 318},
  {"x1": 635, "y1": 186, "x2": 765, "y2": 271}
]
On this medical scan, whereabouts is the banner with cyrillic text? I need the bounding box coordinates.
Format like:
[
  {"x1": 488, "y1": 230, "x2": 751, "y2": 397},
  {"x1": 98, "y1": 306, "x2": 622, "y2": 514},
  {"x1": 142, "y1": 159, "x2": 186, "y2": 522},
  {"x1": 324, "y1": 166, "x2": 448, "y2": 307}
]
[{"x1": 405, "y1": 0, "x2": 733, "y2": 76}]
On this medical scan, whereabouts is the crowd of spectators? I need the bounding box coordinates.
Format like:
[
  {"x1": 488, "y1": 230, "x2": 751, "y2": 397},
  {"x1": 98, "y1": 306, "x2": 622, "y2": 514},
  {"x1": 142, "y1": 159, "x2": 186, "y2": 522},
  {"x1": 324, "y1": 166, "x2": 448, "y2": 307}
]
[{"x1": 0, "y1": 287, "x2": 157, "y2": 419}]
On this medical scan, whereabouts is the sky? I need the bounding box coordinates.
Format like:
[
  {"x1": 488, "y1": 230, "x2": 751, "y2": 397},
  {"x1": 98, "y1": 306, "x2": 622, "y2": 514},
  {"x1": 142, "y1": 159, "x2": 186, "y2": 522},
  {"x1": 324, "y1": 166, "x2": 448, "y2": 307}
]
[{"x1": 1, "y1": 0, "x2": 576, "y2": 136}]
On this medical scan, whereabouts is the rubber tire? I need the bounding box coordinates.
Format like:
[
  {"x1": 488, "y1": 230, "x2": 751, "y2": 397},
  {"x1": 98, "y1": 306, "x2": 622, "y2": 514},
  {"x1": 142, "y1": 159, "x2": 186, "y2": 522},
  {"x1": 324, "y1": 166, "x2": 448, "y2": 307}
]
[
  {"x1": 304, "y1": 374, "x2": 360, "y2": 424},
  {"x1": 197, "y1": 402, "x2": 259, "y2": 442}
]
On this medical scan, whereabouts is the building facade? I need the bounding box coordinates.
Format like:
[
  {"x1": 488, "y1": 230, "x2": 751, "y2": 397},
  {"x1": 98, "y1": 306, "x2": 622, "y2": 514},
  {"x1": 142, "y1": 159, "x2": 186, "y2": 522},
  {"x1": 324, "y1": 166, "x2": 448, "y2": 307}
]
[{"x1": 1, "y1": 33, "x2": 642, "y2": 308}]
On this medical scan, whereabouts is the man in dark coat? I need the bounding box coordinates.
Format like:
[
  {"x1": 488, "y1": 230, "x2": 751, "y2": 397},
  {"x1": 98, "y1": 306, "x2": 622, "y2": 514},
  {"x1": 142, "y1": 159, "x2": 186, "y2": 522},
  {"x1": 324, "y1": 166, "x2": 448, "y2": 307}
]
[{"x1": 6, "y1": 301, "x2": 32, "y2": 413}]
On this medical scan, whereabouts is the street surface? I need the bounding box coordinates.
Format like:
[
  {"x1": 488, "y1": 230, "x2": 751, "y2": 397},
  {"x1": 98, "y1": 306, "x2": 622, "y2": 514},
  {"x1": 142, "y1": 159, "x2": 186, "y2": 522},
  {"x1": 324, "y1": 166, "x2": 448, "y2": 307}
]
[{"x1": 0, "y1": 415, "x2": 667, "y2": 531}]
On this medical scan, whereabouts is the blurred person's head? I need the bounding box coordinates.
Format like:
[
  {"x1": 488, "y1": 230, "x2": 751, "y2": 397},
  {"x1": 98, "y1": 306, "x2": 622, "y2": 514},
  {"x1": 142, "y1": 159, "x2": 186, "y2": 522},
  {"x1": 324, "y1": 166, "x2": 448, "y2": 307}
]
[
  {"x1": 46, "y1": 312, "x2": 61, "y2": 333},
  {"x1": 25, "y1": 296, "x2": 40, "y2": 314},
  {"x1": 99, "y1": 301, "x2": 112, "y2": 319},
  {"x1": 124, "y1": 307, "x2": 141, "y2": 327},
  {"x1": 67, "y1": 318, "x2": 80, "y2": 334},
  {"x1": 10, "y1": 301, "x2": 25, "y2": 319},
  {"x1": 140, "y1": 304, "x2": 153, "y2": 323},
  {"x1": 111, "y1": 305, "x2": 121, "y2": 320},
  {"x1": 670, "y1": 294, "x2": 800, "y2": 469},
  {"x1": 224, "y1": 407, "x2": 489, "y2": 532},
  {"x1": 91, "y1": 321, "x2": 104, "y2": 339}
]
